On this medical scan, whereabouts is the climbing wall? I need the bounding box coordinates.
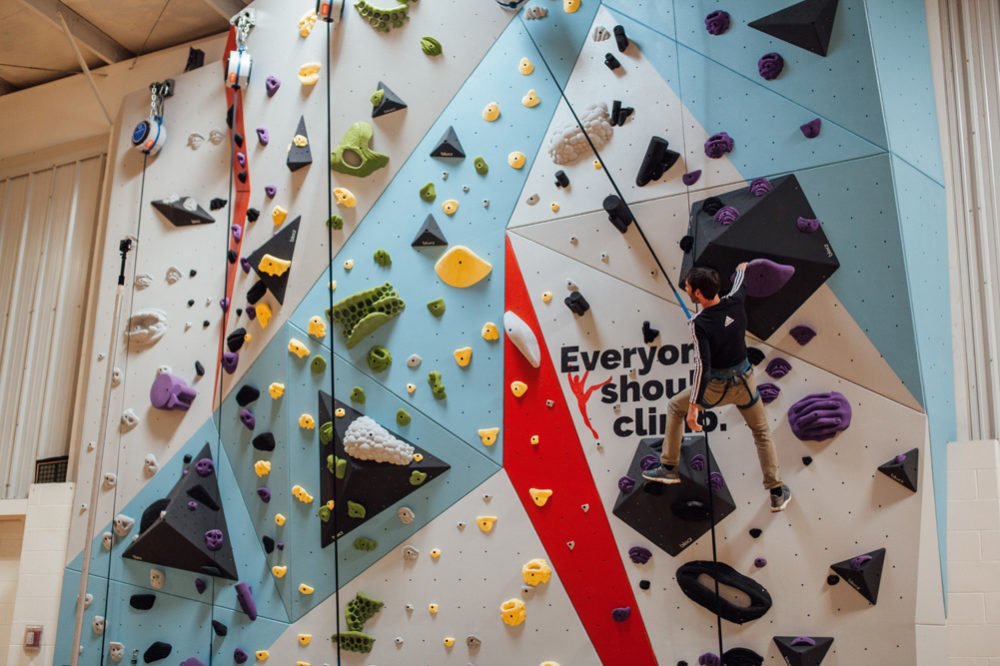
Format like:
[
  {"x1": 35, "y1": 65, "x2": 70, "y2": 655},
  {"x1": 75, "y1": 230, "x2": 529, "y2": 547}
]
[{"x1": 54, "y1": 0, "x2": 951, "y2": 664}]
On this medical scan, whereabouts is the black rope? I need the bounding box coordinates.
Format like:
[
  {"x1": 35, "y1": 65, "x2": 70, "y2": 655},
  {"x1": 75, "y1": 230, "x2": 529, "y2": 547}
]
[{"x1": 702, "y1": 423, "x2": 725, "y2": 661}]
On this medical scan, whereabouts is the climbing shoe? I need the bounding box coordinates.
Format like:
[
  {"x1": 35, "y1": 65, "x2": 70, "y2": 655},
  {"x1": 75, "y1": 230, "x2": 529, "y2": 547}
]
[
  {"x1": 641, "y1": 464, "x2": 681, "y2": 485},
  {"x1": 769, "y1": 485, "x2": 791, "y2": 512}
]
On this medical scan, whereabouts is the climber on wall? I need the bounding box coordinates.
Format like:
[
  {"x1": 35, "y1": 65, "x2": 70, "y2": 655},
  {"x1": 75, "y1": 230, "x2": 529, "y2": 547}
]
[{"x1": 642, "y1": 262, "x2": 791, "y2": 512}]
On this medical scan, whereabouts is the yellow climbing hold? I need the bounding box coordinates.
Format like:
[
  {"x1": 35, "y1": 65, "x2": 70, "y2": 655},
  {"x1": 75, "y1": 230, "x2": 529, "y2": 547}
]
[
  {"x1": 413, "y1": 452, "x2": 423, "y2": 462},
  {"x1": 477, "y1": 515, "x2": 498, "y2": 532},
  {"x1": 271, "y1": 565, "x2": 287, "y2": 578},
  {"x1": 256, "y1": 302, "x2": 273, "y2": 328},
  {"x1": 482, "y1": 102, "x2": 500, "y2": 122},
  {"x1": 343, "y1": 258, "x2": 354, "y2": 270},
  {"x1": 255, "y1": 651, "x2": 269, "y2": 661},
  {"x1": 334, "y1": 187, "x2": 356, "y2": 207},
  {"x1": 510, "y1": 380, "x2": 528, "y2": 397},
  {"x1": 268, "y1": 382, "x2": 285, "y2": 399},
  {"x1": 335, "y1": 407, "x2": 346, "y2": 418},
  {"x1": 478, "y1": 427, "x2": 499, "y2": 446},
  {"x1": 500, "y1": 598, "x2": 526, "y2": 626},
  {"x1": 508, "y1": 151, "x2": 526, "y2": 169},
  {"x1": 428, "y1": 603, "x2": 439, "y2": 614},
  {"x1": 522, "y1": 90, "x2": 540, "y2": 107},
  {"x1": 519, "y1": 57, "x2": 534, "y2": 75},
  {"x1": 271, "y1": 206, "x2": 287, "y2": 226},
  {"x1": 529, "y1": 488, "x2": 553, "y2": 507},
  {"x1": 482, "y1": 322, "x2": 499, "y2": 340},
  {"x1": 288, "y1": 338, "x2": 310, "y2": 358},
  {"x1": 522, "y1": 558, "x2": 552, "y2": 586},
  {"x1": 292, "y1": 485, "x2": 314, "y2": 502},
  {"x1": 430, "y1": 548, "x2": 442, "y2": 559},
  {"x1": 297, "y1": 62, "x2": 321, "y2": 85},
  {"x1": 326, "y1": 499, "x2": 335, "y2": 510},
  {"x1": 530, "y1": 434, "x2": 540, "y2": 445},
  {"x1": 297, "y1": 634, "x2": 312, "y2": 646},
  {"x1": 298, "y1": 583, "x2": 314, "y2": 594},
  {"x1": 292, "y1": 134, "x2": 308, "y2": 148},
  {"x1": 298, "y1": 9, "x2": 318, "y2": 36},
  {"x1": 274, "y1": 513, "x2": 286, "y2": 526},
  {"x1": 258, "y1": 254, "x2": 290, "y2": 277},
  {"x1": 593, "y1": 159, "x2": 602, "y2": 169},
  {"x1": 442, "y1": 199, "x2": 459, "y2": 216},
  {"x1": 541, "y1": 291, "x2": 553, "y2": 303},
  {"x1": 298, "y1": 414, "x2": 315, "y2": 430},
  {"x1": 435, "y1": 245, "x2": 493, "y2": 288},
  {"x1": 563, "y1": 0, "x2": 580, "y2": 13},
  {"x1": 307, "y1": 315, "x2": 326, "y2": 338},
  {"x1": 454, "y1": 346, "x2": 473, "y2": 367},
  {"x1": 406, "y1": 383, "x2": 416, "y2": 394},
  {"x1": 540, "y1": 662, "x2": 561, "y2": 666},
  {"x1": 550, "y1": 202, "x2": 560, "y2": 213},
  {"x1": 254, "y1": 460, "x2": 271, "y2": 477},
  {"x1": 443, "y1": 637, "x2": 455, "y2": 647}
]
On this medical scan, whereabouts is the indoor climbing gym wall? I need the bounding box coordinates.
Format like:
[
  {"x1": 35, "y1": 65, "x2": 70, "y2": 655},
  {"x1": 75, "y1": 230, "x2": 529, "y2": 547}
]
[{"x1": 53, "y1": 0, "x2": 952, "y2": 664}]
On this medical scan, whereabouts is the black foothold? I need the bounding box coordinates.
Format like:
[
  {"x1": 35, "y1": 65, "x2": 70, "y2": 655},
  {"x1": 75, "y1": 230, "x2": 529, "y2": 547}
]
[
  {"x1": 746, "y1": 347, "x2": 766, "y2": 366},
  {"x1": 641, "y1": 321, "x2": 659, "y2": 344},
  {"x1": 618, "y1": 107, "x2": 634, "y2": 124},
  {"x1": 194, "y1": 361, "x2": 205, "y2": 376},
  {"x1": 749, "y1": 527, "x2": 762, "y2": 538},
  {"x1": 371, "y1": 81, "x2": 408, "y2": 117},
  {"x1": 183, "y1": 454, "x2": 193, "y2": 464},
  {"x1": 187, "y1": 299, "x2": 195, "y2": 307},
  {"x1": 605, "y1": 53, "x2": 622, "y2": 70},
  {"x1": 802, "y1": 456, "x2": 813, "y2": 466},
  {"x1": 234, "y1": 133, "x2": 243, "y2": 148},
  {"x1": 227, "y1": 249, "x2": 238, "y2": 263},
  {"x1": 143, "y1": 640, "x2": 172, "y2": 663},
  {"x1": 636, "y1": 136, "x2": 680, "y2": 187},
  {"x1": 237, "y1": 170, "x2": 247, "y2": 183},
  {"x1": 701, "y1": 196, "x2": 724, "y2": 215},
  {"x1": 565, "y1": 291, "x2": 590, "y2": 316},
  {"x1": 679, "y1": 235, "x2": 694, "y2": 253},
  {"x1": 202, "y1": 320, "x2": 210, "y2": 328},
  {"x1": 262, "y1": 535, "x2": 275, "y2": 554},
  {"x1": 227, "y1": 329, "x2": 248, "y2": 353},
  {"x1": 246, "y1": 280, "x2": 267, "y2": 305},
  {"x1": 603, "y1": 195, "x2": 634, "y2": 233},
  {"x1": 246, "y1": 208, "x2": 260, "y2": 222},
  {"x1": 827, "y1": 574, "x2": 840, "y2": 585},
  {"x1": 189, "y1": 269, "x2": 198, "y2": 277},
  {"x1": 639, "y1": 579, "x2": 651, "y2": 590},
  {"x1": 210, "y1": 198, "x2": 226, "y2": 211},
  {"x1": 554, "y1": 170, "x2": 570, "y2": 188},
  {"x1": 212, "y1": 619, "x2": 228, "y2": 636},
  {"x1": 130, "y1": 593, "x2": 156, "y2": 610},
  {"x1": 235, "y1": 308, "x2": 242, "y2": 317},
  {"x1": 252, "y1": 432, "x2": 276, "y2": 451},
  {"x1": 613, "y1": 24, "x2": 630, "y2": 52},
  {"x1": 611, "y1": 100, "x2": 622, "y2": 126},
  {"x1": 185, "y1": 47, "x2": 205, "y2": 71},
  {"x1": 226, "y1": 104, "x2": 234, "y2": 128}
]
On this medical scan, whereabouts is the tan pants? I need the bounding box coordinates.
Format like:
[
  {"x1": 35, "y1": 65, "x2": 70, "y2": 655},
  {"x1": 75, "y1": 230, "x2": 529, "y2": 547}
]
[{"x1": 660, "y1": 367, "x2": 783, "y2": 490}]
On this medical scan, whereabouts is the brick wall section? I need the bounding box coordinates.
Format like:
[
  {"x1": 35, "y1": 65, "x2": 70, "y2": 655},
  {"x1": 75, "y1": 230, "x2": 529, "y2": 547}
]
[{"x1": 0, "y1": 516, "x2": 25, "y2": 663}]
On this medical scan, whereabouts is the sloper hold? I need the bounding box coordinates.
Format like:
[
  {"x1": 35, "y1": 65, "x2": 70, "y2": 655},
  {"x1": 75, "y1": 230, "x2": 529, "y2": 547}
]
[
  {"x1": 151, "y1": 196, "x2": 214, "y2": 227},
  {"x1": 287, "y1": 115, "x2": 313, "y2": 171},
  {"x1": 248, "y1": 216, "x2": 300, "y2": 305},
  {"x1": 430, "y1": 125, "x2": 466, "y2": 158},
  {"x1": 748, "y1": 0, "x2": 840, "y2": 57},
  {"x1": 371, "y1": 80, "x2": 407, "y2": 117},
  {"x1": 877, "y1": 448, "x2": 918, "y2": 492},
  {"x1": 143, "y1": 641, "x2": 172, "y2": 663},
  {"x1": 773, "y1": 636, "x2": 834, "y2": 666},
  {"x1": 411, "y1": 213, "x2": 447, "y2": 247},
  {"x1": 435, "y1": 246, "x2": 492, "y2": 287},
  {"x1": 830, "y1": 547, "x2": 886, "y2": 604}
]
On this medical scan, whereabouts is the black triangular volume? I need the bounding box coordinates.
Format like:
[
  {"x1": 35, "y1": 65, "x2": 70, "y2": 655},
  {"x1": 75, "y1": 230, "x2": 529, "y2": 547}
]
[
  {"x1": 773, "y1": 636, "x2": 834, "y2": 666},
  {"x1": 247, "y1": 217, "x2": 300, "y2": 305},
  {"x1": 122, "y1": 443, "x2": 238, "y2": 580},
  {"x1": 830, "y1": 547, "x2": 886, "y2": 604},
  {"x1": 372, "y1": 81, "x2": 408, "y2": 118},
  {"x1": 877, "y1": 448, "x2": 918, "y2": 492},
  {"x1": 430, "y1": 126, "x2": 465, "y2": 158},
  {"x1": 748, "y1": 0, "x2": 839, "y2": 57},
  {"x1": 152, "y1": 197, "x2": 214, "y2": 227},
  {"x1": 286, "y1": 116, "x2": 313, "y2": 171},
  {"x1": 411, "y1": 214, "x2": 448, "y2": 247}
]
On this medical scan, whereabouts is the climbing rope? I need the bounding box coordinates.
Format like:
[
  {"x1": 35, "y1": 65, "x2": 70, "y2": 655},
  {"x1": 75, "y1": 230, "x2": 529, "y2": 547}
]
[{"x1": 702, "y1": 424, "x2": 725, "y2": 661}]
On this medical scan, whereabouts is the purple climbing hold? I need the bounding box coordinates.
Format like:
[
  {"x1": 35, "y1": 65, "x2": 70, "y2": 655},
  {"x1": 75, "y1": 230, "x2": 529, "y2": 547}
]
[
  {"x1": 222, "y1": 351, "x2": 239, "y2": 374},
  {"x1": 257, "y1": 487, "x2": 271, "y2": 503},
  {"x1": 640, "y1": 455, "x2": 659, "y2": 471},
  {"x1": 704, "y1": 132, "x2": 735, "y2": 159},
  {"x1": 265, "y1": 74, "x2": 280, "y2": 97},
  {"x1": 220, "y1": 297, "x2": 231, "y2": 311},
  {"x1": 246, "y1": 305, "x2": 257, "y2": 321},
  {"x1": 234, "y1": 648, "x2": 248, "y2": 664},
  {"x1": 240, "y1": 257, "x2": 251, "y2": 274},
  {"x1": 231, "y1": 225, "x2": 242, "y2": 242},
  {"x1": 194, "y1": 458, "x2": 215, "y2": 477},
  {"x1": 744, "y1": 258, "x2": 795, "y2": 298},
  {"x1": 714, "y1": 206, "x2": 740, "y2": 225},
  {"x1": 758, "y1": 382, "x2": 781, "y2": 403},
  {"x1": 235, "y1": 581, "x2": 257, "y2": 620},
  {"x1": 256, "y1": 127, "x2": 269, "y2": 146},
  {"x1": 682, "y1": 170, "x2": 702, "y2": 186},
  {"x1": 239, "y1": 408, "x2": 255, "y2": 430},
  {"x1": 791, "y1": 637, "x2": 816, "y2": 647},
  {"x1": 264, "y1": 184, "x2": 277, "y2": 199},
  {"x1": 754, "y1": 557, "x2": 767, "y2": 568},
  {"x1": 611, "y1": 606, "x2": 631, "y2": 622},
  {"x1": 236, "y1": 152, "x2": 246, "y2": 167},
  {"x1": 180, "y1": 659, "x2": 206, "y2": 666},
  {"x1": 704, "y1": 10, "x2": 731, "y2": 35},
  {"x1": 195, "y1": 578, "x2": 207, "y2": 594},
  {"x1": 796, "y1": 216, "x2": 820, "y2": 233},
  {"x1": 628, "y1": 546, "x2": 652, "y2": 564},
  {"x1": 800, "y1": 118, "x2": 822, "y2": 138},
  {"x1": 618, "y1": 476, "x2": 636, "y2": 493},
  {"x1": 850, "y1": 554, "x2": 873, "y2": 570},
  {"x1": 789, "y1": 324, "x2": 817, "y2": 345},
  {"x1": 276, "y1": 541, "x2": 284, "y2": 550},
  {"x1": 765, "y1": 357, "x2": 792, "y2": 378},
  {"x1": 749, "y1": 177, "x2": 773, "y2": 196},
  {"x1": 757, "y1": 52, "x2": 785, "y2": 80},
  {"x1": 893, "y1": 453, "x2": 907, "y2": 464},
  {"x1": 690, "y1": 454, "x2": 706, "y2": 471},
  {"x1": 787, "y1": 391, "x2": 852, "y2": 441},
  {"x1": 187, "y1": 501, "x2": 198, "y2": 511},
  {"x1": 205, "y1": 529, "x2": 224, "y2": 551},
  {"x1": 698, "y1": 652, "x2": 721, "y2": 666},
  {"x1": 150, "y1": 373, "x2": 197, "y2": 411},
  {"x1": 708, "y1": 472, "x2": 724, "y2": 491}
]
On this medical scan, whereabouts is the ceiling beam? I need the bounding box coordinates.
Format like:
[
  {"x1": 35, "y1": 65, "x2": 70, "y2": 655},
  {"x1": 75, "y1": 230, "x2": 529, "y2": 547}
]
[
  {"x1": 17, "y1": 0, "x2": 134, "y2": 65},
  {"x1": 201, "y1": 0, "x2": 247, "y2": 21},
  {"x1": 0, "y1": 77, "x2": 21, "y2": 96}
]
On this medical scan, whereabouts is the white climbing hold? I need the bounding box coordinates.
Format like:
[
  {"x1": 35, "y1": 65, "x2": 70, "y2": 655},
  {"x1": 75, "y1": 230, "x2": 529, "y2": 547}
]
[
  {"x1": 165, "y1": 266, "x2": 183, "y2": 283},
  {"x1": 503, "y1": 311, "x2": 541, "y2": 368},
  {"x1": 343, "y1": 415, "x2": 415, "y2": 465}
]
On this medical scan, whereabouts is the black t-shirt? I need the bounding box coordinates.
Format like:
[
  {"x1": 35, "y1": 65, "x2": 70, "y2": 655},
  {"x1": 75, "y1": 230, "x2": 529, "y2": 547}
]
[{"x1": 689, "y1": 269, "x2": 748, "y2": 404}]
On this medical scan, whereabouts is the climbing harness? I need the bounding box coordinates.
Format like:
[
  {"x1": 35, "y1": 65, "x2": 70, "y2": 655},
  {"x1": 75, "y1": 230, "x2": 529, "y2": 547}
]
[
  {"x1": 131, "y1": 80, "x2": 172, "y2": 155},
  {"x1": 701, "y1": 361, "x2": 758, "y2": 409}
]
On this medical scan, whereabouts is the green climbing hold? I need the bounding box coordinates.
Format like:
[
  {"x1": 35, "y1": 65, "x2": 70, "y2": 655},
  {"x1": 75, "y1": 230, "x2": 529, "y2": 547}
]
[
  {"x1": 427, "y1": 370, "x2": 446, "y2": 400},
  {"x1": 420, "y1": 36, "x2": 442, "y2": 56},
  {"x1": 353, "y1": 536, "x2": 378, "y2": 551},
  {"x1": 318, "y1": 505, "x2": 331, "y2": 522},
  {"x1": 311, "y1": 355, "x2": 327, "y2": 373},
  {"x1": 354, "y1": 0, "x2": 409, "y2": 32},
  {"x1": 320, "y1": 421, "x2": 334, "y2": 445},
  {"x1": 350, "y1": 386, "x2": 366, "y2": 403},
  {"x1": 396, "y1": 409, "x2": 411, "y2": 426},
  {"x1": 345, "y1": 592, "x2": 384, "y2": 631},
  {"x1": 409, "y1": 470, "x2": 428, "y2": 485},
  {"x1": 419, "y1": 181, "x2": 436, "y2": 202},
  {"x1": 474, "y1": 156, "x2": 488, "y2": 175},
  {"x1": 330, "y1": 122, "x2": 390, "y2": 178},
  {"x1": 332, "y1": 630, "x2": 376, "y2": 654},
  {"x1": 373, "y1": 249, "x2": 391, "y2": 266},
  {"x1": 328, "y1": 282, "x2": 406, "y2": 349},
  {"x1": 327, "y1": 454, "x2": 347, "y2": 479},
  {"x1": 426, "y1": 297, "x2": 446, "y2": 317},
  {"x1": 327, "y1": 215, "x2": 344, "y2": 230},
  {"x1": 367, "y1": 345, "x2": 392, "y2": 372},
  {"x1": 370, "y1": 89, "x2": 384, "y2": 107},
  {"x1": 347, "y1": 500, "x2": 366, "y2": 518}
]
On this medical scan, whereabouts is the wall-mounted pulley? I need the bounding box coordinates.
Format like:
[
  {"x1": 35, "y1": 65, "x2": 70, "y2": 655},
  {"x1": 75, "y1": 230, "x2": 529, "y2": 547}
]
[{"x1": 131, "y1": 79, "x2": 173, "y2": 155}]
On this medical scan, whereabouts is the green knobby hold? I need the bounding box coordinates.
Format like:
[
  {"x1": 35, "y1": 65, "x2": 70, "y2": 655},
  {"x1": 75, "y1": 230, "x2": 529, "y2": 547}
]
[
  {"x1": 474, "y1": 156, "x2": 488, "y2": 175},
  {"x1": 420, "y1": 36, "x2": 442, "y2": 56},
  {"x1": 332, "y1": 630, "x2": 375, "y2": 654},
  {"x1": 353, "y1": 536, "x2": 378, "y2": 551},
  {"x1": 328, "y1": 282, "x2": 406, "y2": 349},
  {"x1": 370, "y1": 89, "x2": 384, "y2": 107},
  {"x1": 396, "y1": 408, "x2": 411, "y2": 426},
  {"x1": 373, "y1": 249, "x2": 391, "y2": 266},
  {"x1": 318, "y1": 505, "x2": 331, "y2": 522},
  {"x1": 346, "y1": 592, "x2": 385, "y2": 630},
  {"x1": 419, "y1": 181, "x2": 436, "y2": 202},
  {"x1": 367, "y1": 345, "x2": 392, "y2": 372},
  {"x1": 319, "y1": 421, "x2": 334, "y2": 445},
  {"x1": 355, "y1": 0, "x2": 408, "y2": 32},
  {"x1": 311, "y1": 355, "x2": 327, "y2": 373},
  {"x1": 427, "y1": 370, "x2": 446, "y2": 400},
  {"x1": 350, "y1": 386, "x2": 366, "y2": 403},
  {"x1": 347, "y1": 500, "x2": 366, "y2": 518},
  {"x1": 327, "y1": 454, "x2": 347, "y2": 478},
  {"x1": 330, "y1": 122, "x2": 390, "y2": 178},
  {"x1": 426, "y1": 297, "x2": 446, "y2": 317},
  {"x1": 327, "y1": 215, "x2": 344, "y2": 230},
  {"x1": 409, "y1": 470, "x2": 427, "y2": 485}
]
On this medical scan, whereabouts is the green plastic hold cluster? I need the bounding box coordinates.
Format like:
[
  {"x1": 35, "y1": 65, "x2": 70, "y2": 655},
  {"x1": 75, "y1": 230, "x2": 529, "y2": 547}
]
[
  {"x1": 353, "y1": 536, "x2": 378, "y2": 551},
  {"x1": 327, "y1": 282, "x2": 405, "y2": 349},
  {"x1": 330, "y1": 122, "x2": 389, "y2": 178},
  {"x1": 373, "y1": 249, "x2": 391, "y2": 266},
  {"x1": 332, "y1": 630, "x2": 375, "y2": 653},
  {"x1": 354, "y1": 0, "x2": 409, "y2": 32},
  {"x1": 347, "y1": 500, "x2": 366, "y2": 518},
  {"x1": 347, "y1": 592, "x2": 384, "y2": 630},
  {"x1": 367, "y1": 345, "x2": 392, "y2": 371},
  {"x1": 427, "y1": 370, "x2": 446, "y2": 400}
]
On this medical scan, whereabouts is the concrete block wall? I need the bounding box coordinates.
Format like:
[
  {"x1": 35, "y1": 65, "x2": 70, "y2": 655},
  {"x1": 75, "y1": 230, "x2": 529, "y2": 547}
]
[
  {"x1": 0, "y1": 514, "x2": 25, "y2": 663},
  {"x1": 947, "y1": 440, "x2": 1000, "y2": 664}
]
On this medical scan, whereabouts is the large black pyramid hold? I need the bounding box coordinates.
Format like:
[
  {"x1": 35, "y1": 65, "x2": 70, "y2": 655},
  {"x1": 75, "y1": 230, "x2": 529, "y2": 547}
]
[
  {"x1": 372, "y1": 81, "x2": 407, "y2": 118},
  {"x1": 612, "y1": 435, "x2": 736, "y2": 556},
  {"x1": 122, "y1": 443, "x2": 238, "y2": 580},
  {"x1": 830, "y1": 547, "x2": 886, "y2": 604},
  {"x1": 430, "y1": 126, "x2": 465, "y2": 159},
  {"x1": 748, "y1": 0, "x2": 839, "y2": 57},
  {"x1": 286, "y1": 116, "x2": 313, "y2": 172},
  {"x1": 411, "y1": 214, "x2": 448, "y2": 248},
  {"x1": 679, "y1": 174, "x2": 839, "y2": 340},
  {"x1": 877, "y1": 447, "x2": 918, "y2": 492},
  {"x1": 773, "y1": 636, "x2": 834, "y2": 666},
  {"x1": 151, "y1": 196, "x2": 214, "y2": 227},
  {"x1": 247, "y1": 216, "x2": 299, "y2": 305},
  {"x1": 317, "y1": 391, "x2": 450, "y2": 548}
]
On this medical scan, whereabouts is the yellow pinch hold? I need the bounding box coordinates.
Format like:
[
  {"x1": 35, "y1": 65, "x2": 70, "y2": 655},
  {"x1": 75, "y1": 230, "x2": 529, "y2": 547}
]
[
  {"x1": 413, "y1": 453, "x2": 423, "y2": 462},
  {"x1": 521, "y1": 558, "x2": 552, "y2": 586},
  {"x1": 454, "y1": 346, "x2": 473, "y2": 367},
  {"x1": 550, "y1": 202, "x2": 560, "y2": 213},
  {"x1": 541, "y1": 291, "x2": 553, "y2": 303},
  {"x1": 529, "y1": 488, "x2": 553, "y2": 507},
  {"x1": 519, "y1": 57, "x2": 534, "y2": 75},
  {"x1": 478, "y1": 427, "x2": 499, "y2": 446},
  {"x1": 271, "y1": 565, "x2": 287, "y2": 578},
  {"x1": 254, "y1": 460, "x2": 271, "y2": 477},
  {"x1": 274, "y1": 513, "x2": 286, "y2": 526},
  {"x1": 298, "y1": 583, "x2": 314, "y2": 594},
  {"x1": 288, "y1": 338, "x2": 310, "y2": 358},
  {"x1": 521, "y1": 89, "x2": 540, "y2": 107},
  {"x1": 258, "y1": 253, "x2": 291, "y2": 277},
  {"x1": 481, "y1": 322, "x2": 499, "y2": 340},
  {"x1": 256, "y1": 302, "x2": 273, "y2": 329},
  {"x1": 298, "y1": 413, "x2": 315, "y2": 429},
  {"x1": 307, "y1": 315, "x2": 326, "y2": 338},
  {"x1": 297, "y1": 62, "x2": 321, "y2": 85},
  {"x1": 510, "y1": 380, "x2": 528, "y2": 397},
  {"x1": 563, "y1": 0, "x2": 580, "y2": 13},
  {"x1": 508, "y1": 151, "x2": 526, "y2": 169},
  {"x1": 334, "y1": 187, "x2": 356, "y2": 207},
  {"x1": 443, "y1": 637, "x2": 455, "y2": 647},
  {"x1": 271, "y1": 205, "x2": 287, "y2": 226},
  {"x1": 298, "y1": 9, "x2": 318, "y2": 36},
  {"x1": 255, "y1": 650, "x2": 269, "y2": 661},
  {"x1": 482, "y1": 102, "x2": 500, "y2": 122},
  {"x1": 530, "y1": 435, "x2": 540, "y2": 445},
  {"x1": 476, "y1": 515, "x2": 498, "y2": 532},
  {"x1": 434, "y1": 245, "x2": 493, "y2": 288},
  {"x1": 297, "y1": 634, "x2": 312, "y2": 646},
  {"x1": 406, "y1": 383, "x2": 416, "y2": 394},
  {"x1": 268, "y1": 382, "x2": 285, "y2": 399},
  {"x1": 442, "y1": 199, "x2": 459, "y2": 216},
  {"x1": 500, "y1": 598, "x2": 526, "y2": 626},
  {"x1": 429, "y1": 547, "x2": 441, "y2": 559},
  {"x1": 334, "y1": 407, "x2": 346, "y2": 417},
  {"x1": 291, "y1": 485, "x2": 304, "y2": 499}
]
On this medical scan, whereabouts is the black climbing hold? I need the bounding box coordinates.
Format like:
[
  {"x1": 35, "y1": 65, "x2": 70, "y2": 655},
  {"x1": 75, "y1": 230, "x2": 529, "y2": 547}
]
[
  {"x1": 189, "y1": 269, "x2": 197, "y2": 277},
  {"x1": 701, "y1": 196, "x2": 724, "y2": 215},
  {"x1": 605, "y1": 52, "x2": 622, "y2": 70},
  {"x1": 151, "y1": 196, "x2": 214, "y2": 227},
  {"x1": 226, "y1": 104, "x2": 234, "y2": 129},
  {"x1": 611, "y1": 100, "x2": 622, "y2": 126},
  {"x1": 186, "y1": 483, "x2": 220, "y2": 511},
  {"x1": 641, "y1": 321, "x2": 659, "y2": 344},
  {"x1": 248, "y1": 216, "x2": 300, "y2": 305},
  {"x1": 636, "y1": 136, "x2": 680, "y2": 187},
  {"x1": 227, "y1": 249, "x2": 238, "y2": 264},
  {"x1": 679, "y1": 235, "x2": 694, "y2": 253},
  {"x1": 430, "y1": 125, "x2": 466, "y2": 158},
  {"x1": 802, "y1": 456, "x2": 813, "y2": 466},
  {"x1": 235, "y1": 384, "x2": 260, "y2": 406},
  {"x1": 188, "y1": 299, "x2": 195, "y2": 307},
  {"x1": 235, "y1": 308, "x2": 242, "y2": 317},
  {"x1": 749, "y1": 0, "x2": 839, "y2": 57},
  {"x1": 212, "y1": 619, "x2": 228, "y2": 636},
  {"x1": 613, "y1": 24, "x2": 629, "y2": 52},
  {"x1": 554, "y1": 170, "x2": 570, "y2": 188},
  {"x1": 749, "y1": 527, "x2": 762, "y2": 538},
  {"x1": 252, "y1": 432, "x2": 276, "y2": 452},
  {"x1": 676, "y1": 560, "x2": 772, "y2": 624},
  {"x1": 194, "y1": 361, "x2": 205, "y2": 376},
  {"x1": 237, "y1": 170, "x2": 247, "y2": 183},
  {"x1": 877, "y1": 447, "x2": 918, "y2": 492},
  {"x1": 183, "y1": 454, "x2": 193, "y2": 464},
  {"x1": 639, "y1": 579, "x2": 650, "y2": 590},
  {"x1": 617, "y1": 106, "x2": 634, "y2": 125},
  {"x1": 724, "y1": 647, "x2": 764, "y2": 666},
  {"x1": 830, "y1": 547, "x2": 886, "y2": 604},
  {"x1": 262, "y1": 535, "x2": 275, "y2": 554},
  {"x1": 746, "y1": 347, "x2": 765, "y2": 366},
  {"x1": 826, "y1": 574, "x2": 840, "y2": 585},
  {"x1": 411, "y1": 213, "x2": 448, "y2": 248},
  {"x1": 143, "y1": 640, "x2": 172, "y2": 663},
  {"x1": 130, "y1": 593, "x2": 156, "y2": 610},
  {"x1": 371, "y1": 80, "x2": 408, "y2": 117},
  {"x1": 286, "y1": 116, "x2": 313, "y2": 172},
  {"x1": 185, "y1": 47, "x2": 205, "y2": 71},
  {"x1": 772, "y1": 636, "x2": 834, "y2": 666},
  {"x1": 233, "y1": 133, "x2": 243, "y2": 148},
  {"x1": 246, "y1": 280, "x2": 267, "y2": 305},
  {"x1": 227, "y1": 328, "x2": 248, "y2": 353},
  {"x1": 603, "y1": 194, "x2": 634, "y2": 233},
  {"x1": 202, "y1": 320, "x2": 210, "y2": 328},
  {"x1": 246, "y1": 208, "x2": 260, "y2": 222},
  {"x1": 565, "y1": 291, "x2": 590, "y2": 316}
]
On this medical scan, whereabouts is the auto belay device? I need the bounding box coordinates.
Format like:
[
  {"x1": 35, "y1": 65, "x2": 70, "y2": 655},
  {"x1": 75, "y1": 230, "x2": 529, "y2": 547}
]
[
  {"x1": 226, "y1": 9, "x2": 255, "y2": 89},
  {"x1": 131, "y1": 80, "x2": 173, "y2": 156},
  {"x1": 316, "y1": 0, "x2": 341, "y2": 22}
]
